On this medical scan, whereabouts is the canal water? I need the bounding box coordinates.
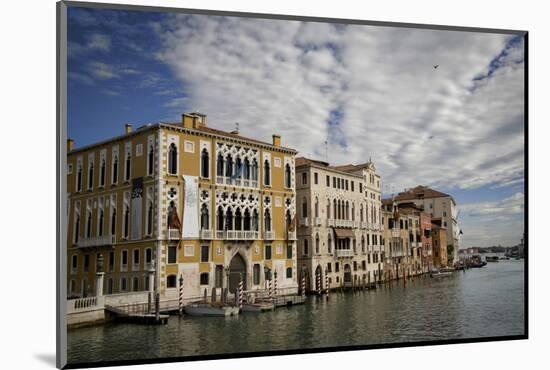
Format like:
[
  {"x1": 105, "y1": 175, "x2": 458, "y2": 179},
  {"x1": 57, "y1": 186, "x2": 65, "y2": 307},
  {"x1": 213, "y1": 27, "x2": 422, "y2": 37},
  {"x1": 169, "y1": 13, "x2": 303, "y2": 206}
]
[{"x1": 67, "y1": 260, "x2": 525, "y2": 364}]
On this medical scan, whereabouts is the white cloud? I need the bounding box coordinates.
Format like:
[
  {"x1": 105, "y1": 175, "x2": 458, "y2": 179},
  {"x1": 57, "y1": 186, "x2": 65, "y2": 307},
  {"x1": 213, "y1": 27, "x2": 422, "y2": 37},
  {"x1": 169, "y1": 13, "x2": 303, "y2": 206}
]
[
  {"x1": 86, "y1": 61, "x2": 120, "y2": 80},
  {"x1": 460, "y1": 192, "x2": 524, "y2": 217},
  {"x1": 156, "y1": 15, "x2": 524, "y2": 194},
  {"x1": 87, "y1": 33, "x2": 111, "y2": 52}
]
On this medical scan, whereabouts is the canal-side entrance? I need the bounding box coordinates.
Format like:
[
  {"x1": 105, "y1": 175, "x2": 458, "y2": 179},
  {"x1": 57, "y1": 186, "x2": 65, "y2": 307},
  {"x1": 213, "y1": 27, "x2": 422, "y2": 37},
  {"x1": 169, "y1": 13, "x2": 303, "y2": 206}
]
[{"x1": 229, "y1": 253, "x2": 247, "y2": 293}]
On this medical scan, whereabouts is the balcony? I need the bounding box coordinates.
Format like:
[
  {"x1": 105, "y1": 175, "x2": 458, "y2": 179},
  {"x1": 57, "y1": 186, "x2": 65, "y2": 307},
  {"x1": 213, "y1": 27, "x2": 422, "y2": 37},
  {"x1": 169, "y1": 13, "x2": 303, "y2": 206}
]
[
  {"x1": 75, "y1": 235, "x2": 115, "y2": 248},
  {"x1": 264, "y1": 231, "x2": 275, "y2": 240},
  {"x1": 167, "y1": 229, "x2": 181, "y2": 240},
  {"x1": 215, "y1": 176, "x2": 258, "y2": 189},
  {"x1": 327, "y1": 219, "x2": 335, "y2": 227},
  {"x1": 360, "y1": 221, "x2": 368, "y2": 229},
  {"x1": 288, "y1": 231, "x2": 297, "y2": 240},
  {"x1": 212, "y1": 230, "x2": 260, "y2": 240},
  {"x1": 391, "y1": 229, "x2": 400, "y2": 238},
  {"x1": 335, "y1": 219, "x2": 353, "y2": 228},
  {"x1": 313, "y1": 217, "x2": 322, "y2": 226},
  {"x1": 299, "y1": 217, "x2": 309, "y2": 227},
  {"x1": 200, "y1": 229, "x2": 214, "y2": 239},
  {"x1": 335, "y1": 249, "x2": 354, "y2": 258}
]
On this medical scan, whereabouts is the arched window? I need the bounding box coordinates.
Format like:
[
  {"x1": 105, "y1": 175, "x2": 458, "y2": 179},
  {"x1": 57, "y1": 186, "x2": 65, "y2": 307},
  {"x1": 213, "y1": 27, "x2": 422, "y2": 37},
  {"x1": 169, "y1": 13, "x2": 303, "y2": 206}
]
[
  {"x1": 100, "y1": 159, "x2": 106, "y2": 186},
  {"x1": 346, "y1": 201, "x2": 350, "y2": 220},
  {"x1": 252, "y1": 209, "x2": 259, "y2": 231},
  {"x1": 303, "y1": 238, "x2": 309, "y2": 255},
  {"x1": 98, "y1": 209, "x2": 104, "y2": 236},
  {"x1": 327, "y1": 200, "x2": 331, "y2": 220},
  {"x1": 110, "y1": 208, "x2": 116, "y2": 236},
  {"x1": 328, "y1": 233, "x2": 332, "y2": 254},
  {"x1": 125, "y1": 152, "x2": 131, "y2": 181},
  {"x1": 285, "y1": 163, "x2": 291, "y2": 188},
  {"x1": 201, "y1": 148, "x2": 209, "y2": 178},
  {"x1": 252, "y1": 159, "x2": 258, "y2": 181},
  {"x1": 112, "y1": 156, "x2": 118, "y2": 184},
  {"x1": 225, "y1": 154, "x2": 233, "y2": 177},
  {"x1": 362, "y1": 236, "x2": 365, "y2": 253},
  {"x1": 147, "y1": 145, "x2": 154, "y2": 176},
  {"x1": 264, "y1": 209, "x2": 271, "y2": 232},
  {"x1": 360, "y1": 204, "x2": 364, "y2": 222},
  {"x1": 302, "y1": 197, "x2": 308, "y2": 218},
  {"x1": 243, "y1": 209, "x2": 251, "y2": 230},
  {"x1": 217, "y1": 153, "x2": 224, "y2": 177},
  {"x1": 315, "y1": 234, "x2": 320, "y2": 255},
  {"x1": 123, "y1": 205, "x2": 130, "y2": 238},
  {"x1": 147, "y1": 201, "x2": 153, "y2": 235},
  {"x1": 217, "y1": 206, "x2": 224, "y2": 231},
  {"x1": 314, "y1": 197, "x2": 319, "y2": 218},
  {"x1": 225, "y1": 208, "x2": 233, "y2": 231},
  {"x1": 74, "y1": 215, "x2": 80, "y2": 243},
  {"x1": 86, "y1": 211, "x2": 92, "y2": 238},
  {"x1": 168, "y1": 143, "x2": 177, "y2": 175},
  {"x1": 235, "y1": 157, "x2": 242, "y2": 179},
  {"x1": 235, "y1": 208, "x2": 242, "y2": 230},
  {"x1": 76, "y1": 164, "x2": 82, "y2": 191},
  {"x1": 351, "y1": 203, "x2": 355, "y2": 221},
  {"x1": 88, "y1": 163, "x2": 94, "y2": 189},
  {"x1": 264, "y1": 159, "x2": 270, "y2": 186},
  {"x1": 243, "y1": 158, "x2": 250, "y2": 180},
  {"x1": 333, "y1": 199, "x2": 337, "y2": 219},
  {"x1": 200, "y1": 204, "x2": 209, "y2": 230},
  {"x1": 353, "y1": 238, "x2": 356, "y2": 252},
  {"x1": 286, "y1": 267, "x2": 292, "y2": 278}
]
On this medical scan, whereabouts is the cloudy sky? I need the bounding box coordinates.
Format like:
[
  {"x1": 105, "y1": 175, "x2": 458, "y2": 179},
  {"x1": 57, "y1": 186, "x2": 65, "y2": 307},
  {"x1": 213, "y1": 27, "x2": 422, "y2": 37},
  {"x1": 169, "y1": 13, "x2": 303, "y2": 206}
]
[{"x1": 67, "y1": 7, "x2": 525, "y2": 248}]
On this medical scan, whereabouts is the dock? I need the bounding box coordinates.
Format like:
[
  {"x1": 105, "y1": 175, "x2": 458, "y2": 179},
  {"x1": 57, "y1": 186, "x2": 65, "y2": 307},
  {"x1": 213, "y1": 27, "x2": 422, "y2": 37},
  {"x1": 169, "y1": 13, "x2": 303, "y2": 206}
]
[{"x1": 105, "y1": 304, "x2": 169, "y2": 325}]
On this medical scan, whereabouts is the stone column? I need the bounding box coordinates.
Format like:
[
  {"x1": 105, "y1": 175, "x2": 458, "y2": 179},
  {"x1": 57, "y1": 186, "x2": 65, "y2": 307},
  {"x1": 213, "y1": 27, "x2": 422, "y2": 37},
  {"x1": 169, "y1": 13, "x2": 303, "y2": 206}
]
[
  {"x1": 95, "y1": 253, "x2": 105, "y2": 297},
  {"x1": 148, "y1": 268, "x2": 155, "y2": 293}
]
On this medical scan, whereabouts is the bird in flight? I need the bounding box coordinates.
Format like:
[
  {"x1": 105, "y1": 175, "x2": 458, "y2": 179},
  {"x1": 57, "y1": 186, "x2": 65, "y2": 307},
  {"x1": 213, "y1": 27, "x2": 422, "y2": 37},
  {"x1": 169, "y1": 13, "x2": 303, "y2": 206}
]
[{"x1": 433, "y1": 65, "x2": 439, "y2": 69}]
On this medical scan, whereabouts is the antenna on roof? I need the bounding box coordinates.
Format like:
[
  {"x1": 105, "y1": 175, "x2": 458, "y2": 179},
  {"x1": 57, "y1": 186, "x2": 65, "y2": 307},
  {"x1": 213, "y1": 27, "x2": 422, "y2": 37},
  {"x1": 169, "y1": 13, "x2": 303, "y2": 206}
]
[
  {"x1": 235, "y1": 122, "x2": 239, "y2": 133},
  {"x1": 324, "y1": 140, "x2": 328, "y2": 162}
]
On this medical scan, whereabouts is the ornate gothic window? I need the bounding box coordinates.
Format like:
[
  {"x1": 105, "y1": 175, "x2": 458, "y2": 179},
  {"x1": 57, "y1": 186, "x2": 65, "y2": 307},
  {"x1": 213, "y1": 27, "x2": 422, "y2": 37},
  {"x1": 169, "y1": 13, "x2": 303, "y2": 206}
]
[
  {"x1": 201, "y1": 148, "x2": 209, "y2": 178},
  {"x1": 168, "y1": 143, "x2": 177, "y2": 175}
]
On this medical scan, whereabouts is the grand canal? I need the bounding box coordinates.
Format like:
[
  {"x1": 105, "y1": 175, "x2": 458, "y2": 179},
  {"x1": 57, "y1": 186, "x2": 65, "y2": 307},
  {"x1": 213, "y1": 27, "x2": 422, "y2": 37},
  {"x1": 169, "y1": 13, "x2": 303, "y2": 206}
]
[{"x1": 67, "y1": 260, "x2": 525, "y2": 364}]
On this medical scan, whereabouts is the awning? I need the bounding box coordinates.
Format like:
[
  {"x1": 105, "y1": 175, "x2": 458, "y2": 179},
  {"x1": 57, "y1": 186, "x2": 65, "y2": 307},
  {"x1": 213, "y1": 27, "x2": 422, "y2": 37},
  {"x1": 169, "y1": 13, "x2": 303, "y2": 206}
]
[{"x1": 333, "y1": 228, "x2": 355, "y2": 239}]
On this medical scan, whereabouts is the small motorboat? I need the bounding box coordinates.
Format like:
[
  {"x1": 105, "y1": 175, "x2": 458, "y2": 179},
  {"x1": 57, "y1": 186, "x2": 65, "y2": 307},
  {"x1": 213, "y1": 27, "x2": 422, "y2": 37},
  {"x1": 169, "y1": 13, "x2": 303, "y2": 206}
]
[
  {"x1": 184, "y1": 302, "x2": 240, "y2": 317},
  {"x1": 430, "y1": 270, "x2": 452, "y2": 278}
]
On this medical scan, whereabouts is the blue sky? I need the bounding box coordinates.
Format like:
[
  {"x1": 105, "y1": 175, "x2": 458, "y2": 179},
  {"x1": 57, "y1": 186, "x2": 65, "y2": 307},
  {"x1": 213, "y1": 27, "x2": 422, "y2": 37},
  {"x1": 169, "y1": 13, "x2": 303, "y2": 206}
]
[{"x1": 67, "y1": 6, "x2": 525, "y2": 248}]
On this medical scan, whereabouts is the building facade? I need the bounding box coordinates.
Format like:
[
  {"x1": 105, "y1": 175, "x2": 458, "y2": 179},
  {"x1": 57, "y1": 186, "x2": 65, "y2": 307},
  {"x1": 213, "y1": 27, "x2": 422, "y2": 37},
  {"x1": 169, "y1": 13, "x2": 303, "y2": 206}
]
[
  {"x1": 393, "y1": 186, "x2": 460, "y2": 265},
  {"x1": 295, "y1": 158, "x2": 383, "y2": 291},
  {"x1": 431, "y1": 220, "x2": 448, "y2": 268},
  {"x1": 66, "y1": 112, "x2": 298, "y2": 300}
]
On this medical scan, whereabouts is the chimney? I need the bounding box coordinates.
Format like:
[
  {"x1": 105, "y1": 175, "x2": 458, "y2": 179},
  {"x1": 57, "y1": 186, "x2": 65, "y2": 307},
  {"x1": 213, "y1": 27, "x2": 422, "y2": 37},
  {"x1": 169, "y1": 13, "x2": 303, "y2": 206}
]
[
  {"x1": 272, "y1": 134, "x2": 281, "y2": 147},
  {"x1": 67, "y1": 138, "x2": 74, "y2": 152},
  {"x1": 125, "y1": 124, "x2": 133, "y2": 134},
  {"x1": 182, "y1": 112, "x2": 207, "y2": 129}
]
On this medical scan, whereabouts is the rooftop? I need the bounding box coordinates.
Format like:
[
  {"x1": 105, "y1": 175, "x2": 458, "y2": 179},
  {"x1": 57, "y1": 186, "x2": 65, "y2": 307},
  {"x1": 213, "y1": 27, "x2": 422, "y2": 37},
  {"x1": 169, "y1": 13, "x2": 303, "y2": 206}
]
[{"x1": 394, "y1": 185, "x2": 452, "y2": 201}]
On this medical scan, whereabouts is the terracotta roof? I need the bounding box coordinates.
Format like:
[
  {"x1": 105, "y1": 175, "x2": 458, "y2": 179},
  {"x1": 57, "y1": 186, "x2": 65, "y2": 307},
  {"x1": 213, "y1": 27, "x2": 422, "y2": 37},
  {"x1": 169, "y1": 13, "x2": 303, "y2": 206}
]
[
  {"x1": 295, "y1": 157, "x2": 329, "y2": 168},
  {"x1": 394, "y1": 186, "x2": 451, "y2": 201},
  {"x1": 331, "y1": 162, "x2": 372, "y2": 172}
]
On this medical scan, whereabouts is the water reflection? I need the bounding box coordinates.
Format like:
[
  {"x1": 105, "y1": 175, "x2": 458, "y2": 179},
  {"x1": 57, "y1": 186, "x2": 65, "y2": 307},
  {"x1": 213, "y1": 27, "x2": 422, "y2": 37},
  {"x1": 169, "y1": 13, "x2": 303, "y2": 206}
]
[{"x1": 68, "y1": 260, "x2": 524, "y2": 364}]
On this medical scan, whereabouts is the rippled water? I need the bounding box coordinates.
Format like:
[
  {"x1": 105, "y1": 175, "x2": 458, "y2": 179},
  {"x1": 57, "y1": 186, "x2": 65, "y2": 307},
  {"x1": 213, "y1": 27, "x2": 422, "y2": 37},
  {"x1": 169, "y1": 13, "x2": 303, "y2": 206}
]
[{"x1": 67, "y1": 260, "x2": 525, "y2": 365}]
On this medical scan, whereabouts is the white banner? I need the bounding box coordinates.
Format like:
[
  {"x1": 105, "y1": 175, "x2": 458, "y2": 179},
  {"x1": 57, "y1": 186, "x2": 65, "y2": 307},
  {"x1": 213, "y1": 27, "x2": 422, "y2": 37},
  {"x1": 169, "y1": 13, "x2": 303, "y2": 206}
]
[{"x1": 182, "y1": 175, "x2": 199, "y2": 239}]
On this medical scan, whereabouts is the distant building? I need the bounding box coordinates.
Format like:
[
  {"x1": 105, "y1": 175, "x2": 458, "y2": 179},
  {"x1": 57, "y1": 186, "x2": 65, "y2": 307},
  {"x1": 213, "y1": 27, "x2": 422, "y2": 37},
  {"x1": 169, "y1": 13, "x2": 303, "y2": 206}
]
[
  {"x1": 295, "y1": 157, "x2": 383, "y2": 291},
  {"x1": 393, "y1": 186, "x2": 460, "y2": 265},
  {"x1": 431, "y1": 219, "x2": 447, "y2": 268}
]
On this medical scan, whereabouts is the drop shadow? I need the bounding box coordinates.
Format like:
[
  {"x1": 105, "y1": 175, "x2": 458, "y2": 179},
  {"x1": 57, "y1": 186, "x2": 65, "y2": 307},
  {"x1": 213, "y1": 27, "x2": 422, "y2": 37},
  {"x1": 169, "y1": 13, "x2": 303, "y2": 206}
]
[{"x1": 34, "y1": 353, "x2": 57, "y2": 367}]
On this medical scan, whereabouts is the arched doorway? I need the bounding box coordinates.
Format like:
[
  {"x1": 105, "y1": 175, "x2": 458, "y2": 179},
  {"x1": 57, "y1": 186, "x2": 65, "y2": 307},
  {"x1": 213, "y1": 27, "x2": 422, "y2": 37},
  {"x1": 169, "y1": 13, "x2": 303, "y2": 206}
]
[
  {"x1": 228, "y1": 253, "x2": 247, "y2": 293},
  {"x1": 343, "y1": 264, "x2": 352, "y2": 287}
]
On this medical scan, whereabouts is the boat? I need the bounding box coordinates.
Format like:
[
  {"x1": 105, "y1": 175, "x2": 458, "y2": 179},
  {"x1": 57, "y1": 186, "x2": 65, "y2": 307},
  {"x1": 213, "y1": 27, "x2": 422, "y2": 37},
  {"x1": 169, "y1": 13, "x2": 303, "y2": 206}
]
[
  {"x1": 241, "y1": 302, "x2": 275, "y2": 312},
  {"x1": 486, "y1": 256, "x2": 499, "y2": 262},
  {"x1": 184, "y1": 303, "x2": 240, "y2": 317},
  {"x1": 431, "y1": 271, "x2": 452, "y2": 278}
]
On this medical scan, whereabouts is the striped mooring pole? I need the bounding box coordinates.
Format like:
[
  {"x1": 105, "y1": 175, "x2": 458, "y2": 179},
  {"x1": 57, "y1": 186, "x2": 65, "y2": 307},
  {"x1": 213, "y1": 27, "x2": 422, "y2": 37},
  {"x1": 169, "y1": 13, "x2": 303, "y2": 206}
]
[
  {"x1": 238, "y1": 274, "x2": 244, "y2": 309},
  {"x1": 273, "y1": 271, "x2": 278, "y2": 297},
  {"x1": 325, "y1": 270, "x2": 330, "y2": 299},
  {"x1": 268, "y1": 279, "x2": 273, "y2": 301},
  {"x1": 316, "y1": 272, "x2": 321, "y2": 295},
  {"x1": 301, "y1": 273, "x2": 306, "y2": 298},
  {"x1": 178, "y1": 274, "x2": 184, "y2": 316}
]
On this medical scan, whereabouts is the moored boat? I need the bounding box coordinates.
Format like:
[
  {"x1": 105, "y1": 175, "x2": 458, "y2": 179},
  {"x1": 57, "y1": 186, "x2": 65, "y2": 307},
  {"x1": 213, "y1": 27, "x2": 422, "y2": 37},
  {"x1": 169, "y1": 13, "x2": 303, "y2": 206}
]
[{"x1": 184, "y1": 303, "x2": 240, "y2": 317}]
